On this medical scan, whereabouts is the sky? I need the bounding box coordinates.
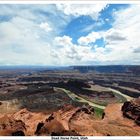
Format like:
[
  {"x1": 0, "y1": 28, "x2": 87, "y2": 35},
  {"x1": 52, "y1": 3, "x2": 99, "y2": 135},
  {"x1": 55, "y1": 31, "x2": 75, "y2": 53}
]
[{"x1": 0, "y1": 4, "x2": 140, "y2": 66}]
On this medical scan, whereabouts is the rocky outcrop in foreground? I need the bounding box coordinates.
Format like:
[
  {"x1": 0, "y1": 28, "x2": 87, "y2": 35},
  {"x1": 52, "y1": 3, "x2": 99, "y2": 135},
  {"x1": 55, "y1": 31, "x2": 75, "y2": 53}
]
[
  {"x1": 0, "y1": 105, "x2": 94, "y2": 136},
  {"x1": 0, "y1": 115, "x2": 26, "y2": 136},
  {"x1": 122, "y1": 97, "x2": 140, "y2": 125},
  {"x1": 0, "y1": 100, "x2": 140, "y2": 136}
]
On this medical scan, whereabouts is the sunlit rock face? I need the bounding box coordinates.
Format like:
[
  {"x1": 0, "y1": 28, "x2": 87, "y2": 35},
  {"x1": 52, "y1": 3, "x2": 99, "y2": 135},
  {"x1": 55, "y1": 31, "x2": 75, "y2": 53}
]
[
  {"x1": 122, "y1": 97, "x2": 140, "y2": 125},
  {"x1": 0, "y1": 101, "x2": 140, "y2": 136},
  {"x1": 0, "y1": 115, "x2": 26, "y2": 136}
]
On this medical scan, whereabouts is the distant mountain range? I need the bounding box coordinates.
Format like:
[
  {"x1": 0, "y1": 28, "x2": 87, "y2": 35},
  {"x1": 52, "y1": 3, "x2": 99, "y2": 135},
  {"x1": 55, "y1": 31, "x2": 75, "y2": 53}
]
[
  {"x1": 70, "y1": 65, "x2": 140, "y2": 74},
  {"x1": 0, "y1": 65, "x2": 140, "y2": 75}
]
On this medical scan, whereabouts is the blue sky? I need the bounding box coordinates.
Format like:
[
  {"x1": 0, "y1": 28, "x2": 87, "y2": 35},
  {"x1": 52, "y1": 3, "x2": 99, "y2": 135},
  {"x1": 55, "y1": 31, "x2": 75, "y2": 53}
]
[{"x1": 0, "y1": 4, "x2": 140, "y2": 66}]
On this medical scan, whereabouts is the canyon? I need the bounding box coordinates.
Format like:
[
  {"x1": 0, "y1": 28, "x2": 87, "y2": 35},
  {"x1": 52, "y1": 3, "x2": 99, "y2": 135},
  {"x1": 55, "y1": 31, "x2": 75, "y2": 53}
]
[{"x1": 0, "y1": 65, "x2": 140, "y2": 136}]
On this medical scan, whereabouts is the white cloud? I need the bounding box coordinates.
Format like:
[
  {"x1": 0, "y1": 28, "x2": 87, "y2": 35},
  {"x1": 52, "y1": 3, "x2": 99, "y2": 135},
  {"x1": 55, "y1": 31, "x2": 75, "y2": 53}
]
[
  {"x1": 0, "y1": 5, "x2": 71, "y2": 66},
  {"x1": 53, "y1": 35, "x2": 97, "y2": 65},
  {"x1": 104, "y1": 28, "x2": 127, "y2": 43},
  {"x1": 0, "y1": 4, "x2": 107, "y2": 66},
  {"x1": 78, "y1": 32, "x2": 101, "y2": 45},
  {"x1": 0, "y1": 7, "x2": 55, "y2": 65},
  {"x1": 0, "y1": 4, "x2": 140, "y2": 66},
  {"x1": 75, "y1": 4, "x2": 140, "y2": 64},
  {"x1": 113, "y1": 5, "x2": 140, "y2": 48},
  {"x1": 56, "y1": 4, "x2": 107, "y2": 20},
  {"x1": 101, "y1": 4, "x2": 140, "y2": 64},
  {"x1": 54, "y1": 35, "x2": 72, "y2": 47},
  {"x1": 39, "y1": 22, "x2": 52, "y2": 32}
]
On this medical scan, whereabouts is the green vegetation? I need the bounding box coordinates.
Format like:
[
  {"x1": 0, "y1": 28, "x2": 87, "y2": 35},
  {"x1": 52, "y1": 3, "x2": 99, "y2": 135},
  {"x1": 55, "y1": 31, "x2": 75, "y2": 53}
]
[
  {"x1": 94, "y1": 107, "x2": 104, "y2": 119},
  {"x1": 75, "y1": 97, "x2": 81, "y2": 101},
  {"x1": 59, "y1": 87, "x2": 105, "y2": 109},
  {"x1": 84, "y1": 96, "x2": 109, "y2": 106}
]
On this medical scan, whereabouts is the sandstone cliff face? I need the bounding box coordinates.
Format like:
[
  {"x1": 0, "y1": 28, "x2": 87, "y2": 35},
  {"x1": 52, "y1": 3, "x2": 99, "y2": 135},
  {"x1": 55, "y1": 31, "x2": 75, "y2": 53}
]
[
  {"x1": 121, "y1": 97, "x2": 140, "y2": 125},
  {"x1": 0, "y1": 105, "x2": 95, "y2": 136},
  {"x1": 34, "y1": 105, "x2": 95, "y2": 136},
  {"x1": 0, "y1": 115, "x2": 26, "y2": 136},
  {"x1": 13, "y1": 108, "x2": 49, "y2": 135},
  {"x1": 0, "y1": 100, "x2": 140, "y2": 136}
]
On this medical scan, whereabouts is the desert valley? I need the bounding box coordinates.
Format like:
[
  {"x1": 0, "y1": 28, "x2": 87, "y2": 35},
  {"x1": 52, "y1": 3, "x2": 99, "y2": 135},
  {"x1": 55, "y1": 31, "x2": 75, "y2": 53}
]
[{"x1": 0, "y1": 65, "x2": 140, "y2": 136}]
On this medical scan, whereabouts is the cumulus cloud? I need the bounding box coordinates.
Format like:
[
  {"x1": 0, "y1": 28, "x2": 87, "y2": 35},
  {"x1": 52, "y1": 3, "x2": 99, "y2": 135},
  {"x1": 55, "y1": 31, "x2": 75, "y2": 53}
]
[
  {"x1": 78, "y1": 32, "x2": 101, "y2": 45},
  {"x1": 101, "y1": 4, "x2": 140, "y2": 64},
  {"x1": 104, "y1": 29, "x2": 127, "y2": 43},
  {"x1": 54, "y1": 35, "x2": 72, "y2": 47},
  {"x1": 133, "y1": 47, "x2": 140, "y2": 53},
  {"x1": 56, "y1": 4, "x2": 107, "y2": 20},
  {"x1": 39, "y1": 22, "x2": 52, "y2": 32},
  {"x1": 0, "y1": 5, "x2": 56, "y2": 65},
  {"x1": 0, "y1": 4, "x2": 140, "y2": 65},
  {"x1": 75, "y1": 4, "x2": 140, "y2": 64},
  {"x1": 53, "y1": 35, "x2": 96, "y2": 65}
]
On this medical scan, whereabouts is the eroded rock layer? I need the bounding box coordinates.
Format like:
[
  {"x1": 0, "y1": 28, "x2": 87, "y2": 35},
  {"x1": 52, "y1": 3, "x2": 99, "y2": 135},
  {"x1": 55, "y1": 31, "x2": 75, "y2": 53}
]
[
  {"x1": 122, "y1": 97, "x2": 140, "y2": 125},
  {"x1": 0, "y1": 101, "x2": 140, "y2": 136}
]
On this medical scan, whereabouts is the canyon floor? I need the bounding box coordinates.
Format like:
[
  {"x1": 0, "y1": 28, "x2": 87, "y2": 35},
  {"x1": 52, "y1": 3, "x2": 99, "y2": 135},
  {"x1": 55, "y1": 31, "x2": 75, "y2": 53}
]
[{"x1": 0, "y1": 65, "x2": 140, "y2": 136}]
